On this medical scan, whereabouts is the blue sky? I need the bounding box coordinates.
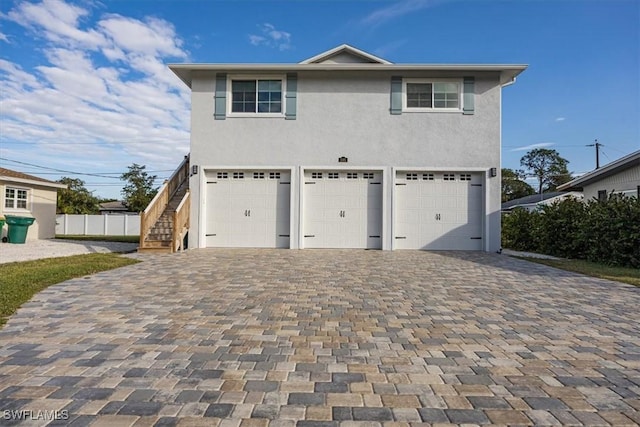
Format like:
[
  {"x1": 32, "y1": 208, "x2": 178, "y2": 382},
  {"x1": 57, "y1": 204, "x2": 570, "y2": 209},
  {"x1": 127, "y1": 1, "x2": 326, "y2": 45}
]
[{"x1": 1, "y1": 0, "x2": 638, "y2": 199}]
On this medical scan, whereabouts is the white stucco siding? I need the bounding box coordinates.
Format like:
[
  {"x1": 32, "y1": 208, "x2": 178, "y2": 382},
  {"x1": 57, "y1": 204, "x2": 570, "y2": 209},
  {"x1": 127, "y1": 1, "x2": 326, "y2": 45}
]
[
  {"x1": 191, "y1": 73, "x2": 501, "y2": 168},
  {"x1": 188, "y1": 71, "x2": 503, "y2": 252},
  {"x1": 583, "y1": 166, "x2": 640, "y2": 200}
]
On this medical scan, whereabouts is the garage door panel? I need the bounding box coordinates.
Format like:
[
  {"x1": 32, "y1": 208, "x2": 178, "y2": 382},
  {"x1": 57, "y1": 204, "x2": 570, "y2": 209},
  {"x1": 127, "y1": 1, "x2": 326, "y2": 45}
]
[
  {"x1": 395, "y1": 171, "x2": 483, "y2": 250},
  {"x1": 206, "y1": 170, "x2": 290, "y2": 248},
  {"x1": 304, "y1": 170, "x2": 382, "y2": 249}
]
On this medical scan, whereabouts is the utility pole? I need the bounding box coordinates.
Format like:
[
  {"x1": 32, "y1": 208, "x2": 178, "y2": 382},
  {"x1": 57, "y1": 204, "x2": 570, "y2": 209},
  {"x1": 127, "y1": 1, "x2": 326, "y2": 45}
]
[{"x1": 586, "y1": 139, "x2": 603, "y2": 169}]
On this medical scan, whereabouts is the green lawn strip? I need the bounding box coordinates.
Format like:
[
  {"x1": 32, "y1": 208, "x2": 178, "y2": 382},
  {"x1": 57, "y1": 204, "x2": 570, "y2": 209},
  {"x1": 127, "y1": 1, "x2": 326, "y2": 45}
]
[
  {"x1": 0, "y1": 253, "x2": 139, "y2": 326},
  {"x1": 56, "y1": 235, "x2": 139, "y2": 244},
  {"x1": 516, "y1": 257, "x2": 640, "y2": 287}
]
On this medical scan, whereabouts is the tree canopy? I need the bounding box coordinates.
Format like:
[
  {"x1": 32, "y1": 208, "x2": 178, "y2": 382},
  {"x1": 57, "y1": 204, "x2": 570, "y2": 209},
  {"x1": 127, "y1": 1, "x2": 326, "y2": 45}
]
[
  {"x1": 120, "y1": 164, "x2": 158, "y2": 213},
  {"x1": 501, "y1": 168, "x2": 535, "y2": 203},
  {"x1": 520, "y1": 148, "x2": 571, "y2": 194},
  {"x1": 56, "y1": 177, "x2": 101, "y2": 214}
]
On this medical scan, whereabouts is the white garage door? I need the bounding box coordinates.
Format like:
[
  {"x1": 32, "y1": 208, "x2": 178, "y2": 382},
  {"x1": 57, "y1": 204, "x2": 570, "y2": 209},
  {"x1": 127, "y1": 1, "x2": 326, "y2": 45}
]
[
  {"x1": 205, "y1": 170, "x2": 290, "y2": 248},
  {"x1": 303, "y1": 170, "x2": 382, "y2": 249},
  {"x1": 395, "y1": 171, "x2": 483, "y2": 250}
]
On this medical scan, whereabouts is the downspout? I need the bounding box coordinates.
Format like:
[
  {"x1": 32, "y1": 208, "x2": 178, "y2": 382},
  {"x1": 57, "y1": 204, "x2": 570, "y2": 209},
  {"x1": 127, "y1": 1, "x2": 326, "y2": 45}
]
[{"x1": 501, "y1": 76, "x2": 517, "y2": 88}]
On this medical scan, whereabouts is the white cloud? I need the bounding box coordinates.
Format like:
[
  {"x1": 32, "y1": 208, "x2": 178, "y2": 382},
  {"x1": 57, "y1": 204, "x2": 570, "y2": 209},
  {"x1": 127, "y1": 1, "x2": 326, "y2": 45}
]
[
  {"x1": 555, "y1": 117, "x2": 566, "y2": 122},
  {"x1": 360, "y1": 0, "x2": 446, "y2": 27},
  {"x1": 98, "y1": 15, "x2": 186, "y2": 58},
  {"x1": 248, "y1": 23, "x2": 291, "y2": 51},
  {"x1": 1, "y1": 0, "x2": 191, "y2": 198},
  {"x1": 0, "y1": 32, "x2": 9, "y2": 42},
  {"x1": 510, "y1": 142, "x2": 555, "y2": 152},
  {"x1": 8, "y1": 0, "x2": 106, "y2": 48}
]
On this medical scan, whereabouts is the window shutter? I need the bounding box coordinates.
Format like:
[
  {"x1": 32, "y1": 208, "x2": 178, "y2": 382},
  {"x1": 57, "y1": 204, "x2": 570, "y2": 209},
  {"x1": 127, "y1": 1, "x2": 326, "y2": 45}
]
[
  {"x1": 463, "y1": 76, "x2": 475, "y2": 115},
  {"x1": 214, "y1": 73, "x2": 227, "y2": 120},
  {"x1": 285, "y1": 73, "x2": 297, "y2": 120},
  {"x1": 390, "y1": 76, "x2": 402, "y2": 115}
]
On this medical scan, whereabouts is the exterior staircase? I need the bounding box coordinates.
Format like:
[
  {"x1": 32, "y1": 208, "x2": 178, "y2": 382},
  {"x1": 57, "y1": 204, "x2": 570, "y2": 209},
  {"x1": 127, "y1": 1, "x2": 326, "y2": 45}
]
[{"x1": 138, "y1": 156, "x2": 190, "y2": 253}]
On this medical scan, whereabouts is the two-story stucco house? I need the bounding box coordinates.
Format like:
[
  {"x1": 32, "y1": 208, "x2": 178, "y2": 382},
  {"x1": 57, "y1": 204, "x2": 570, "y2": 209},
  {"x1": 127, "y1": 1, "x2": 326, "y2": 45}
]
[{"x1": 170, "y1": 45, "x2": 526, "y2": 251}]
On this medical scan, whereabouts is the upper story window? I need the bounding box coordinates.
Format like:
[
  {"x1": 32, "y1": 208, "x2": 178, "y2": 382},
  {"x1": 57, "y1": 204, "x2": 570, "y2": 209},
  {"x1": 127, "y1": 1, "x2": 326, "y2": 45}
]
[
  {"x1": 404, "y1": 79, "x2": 461, "y2": 111},
  {"x1": 5, "y1": 187, "x2": 28, "y2": 210},
  {"x1": 231, "y1": 78, "x2": 282, "y2": 114}
]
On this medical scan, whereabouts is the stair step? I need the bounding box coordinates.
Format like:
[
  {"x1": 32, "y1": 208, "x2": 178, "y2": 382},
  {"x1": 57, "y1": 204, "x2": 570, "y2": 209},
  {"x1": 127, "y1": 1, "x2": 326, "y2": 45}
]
[{"x1": 142, "y1": 240, "x2": 171, "y2": 248}]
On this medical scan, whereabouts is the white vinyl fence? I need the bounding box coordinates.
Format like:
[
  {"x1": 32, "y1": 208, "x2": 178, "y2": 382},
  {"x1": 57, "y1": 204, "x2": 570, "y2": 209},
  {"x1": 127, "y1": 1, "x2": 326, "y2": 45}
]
[{"x1": 56, "y1": 214, "x2": 140, "y2": 236}]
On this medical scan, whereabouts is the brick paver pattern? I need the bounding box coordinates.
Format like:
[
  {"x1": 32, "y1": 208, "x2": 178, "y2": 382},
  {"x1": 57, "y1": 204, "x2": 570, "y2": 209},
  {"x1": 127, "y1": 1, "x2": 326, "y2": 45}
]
[{"x1": 0, "y1": 249, "x2": 639, "y2": 426}]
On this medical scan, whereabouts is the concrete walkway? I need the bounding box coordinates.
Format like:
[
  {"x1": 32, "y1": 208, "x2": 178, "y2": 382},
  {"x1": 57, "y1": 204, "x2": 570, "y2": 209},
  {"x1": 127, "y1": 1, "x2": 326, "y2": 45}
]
[
  {"x1": 0, "y1": 249, "x2": 638, "y2": 426},
  {"x1": 0, "y1": 239, "x2": 138, "y2": 264}
]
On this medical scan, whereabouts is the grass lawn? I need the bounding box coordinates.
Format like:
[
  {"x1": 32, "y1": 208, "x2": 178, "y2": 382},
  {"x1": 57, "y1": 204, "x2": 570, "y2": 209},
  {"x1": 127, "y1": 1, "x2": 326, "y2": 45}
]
[
  {"x1": 518, "y1": 257, "x2": 640, "y2": 287},
  {"x1": 0, "y1": 253, "x2": 139, "y2": 327},
  {"x1": 56, "y1": 235, "x2": 139, "y2": 243}
]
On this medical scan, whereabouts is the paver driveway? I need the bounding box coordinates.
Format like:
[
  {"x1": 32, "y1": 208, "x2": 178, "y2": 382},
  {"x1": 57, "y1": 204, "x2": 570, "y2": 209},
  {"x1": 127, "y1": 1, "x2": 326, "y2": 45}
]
[{"x1": 1, "y1": 249, "x2": 639, "y2": 426}]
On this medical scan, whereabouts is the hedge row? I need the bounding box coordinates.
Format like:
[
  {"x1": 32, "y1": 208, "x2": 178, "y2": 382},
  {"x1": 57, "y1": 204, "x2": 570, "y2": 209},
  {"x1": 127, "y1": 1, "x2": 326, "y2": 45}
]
[{"x1": 502, "y1": 195, "x2": 640, "y2": 268}]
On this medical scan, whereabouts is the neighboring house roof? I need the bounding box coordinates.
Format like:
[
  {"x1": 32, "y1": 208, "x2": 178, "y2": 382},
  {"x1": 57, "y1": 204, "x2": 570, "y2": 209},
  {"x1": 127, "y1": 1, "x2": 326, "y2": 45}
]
[
  {"x1": 501, "y1": 191, "x2": 579, "y2": 210},
  {"x1": 99, "y1": 201, "x2": 128, "y2": 211},
  {"x1": 557, "y1": 150, "x2": 640, "y2": 191},
  {"x1": 0, "y1": 167, "x2": 67, "y2": 189},
  {"x1": 169, "y1": 44, "x2": 527, "y2": 89}
]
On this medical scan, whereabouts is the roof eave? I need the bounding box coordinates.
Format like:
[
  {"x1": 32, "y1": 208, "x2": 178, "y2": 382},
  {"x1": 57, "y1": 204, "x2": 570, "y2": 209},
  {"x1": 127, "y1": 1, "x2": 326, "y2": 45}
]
[
  {"x1": 558, "y1": 150, "x2": 640, "y2": 191},
  {"x1": 169, "y1": 63, "x2": 528, "y2": 89},
  {"x1": 0, "y1": 176, "x2": 67, "y2": 189}
]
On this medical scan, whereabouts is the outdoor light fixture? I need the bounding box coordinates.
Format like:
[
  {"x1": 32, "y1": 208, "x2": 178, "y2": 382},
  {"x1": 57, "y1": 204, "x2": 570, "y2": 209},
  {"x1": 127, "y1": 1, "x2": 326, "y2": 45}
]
[
  {"x1": 192, "y1": 165, "x2": 198, "y2": 175},
  {"x1": 490, "y1": 167, "x2": 497, "y2": 177}
]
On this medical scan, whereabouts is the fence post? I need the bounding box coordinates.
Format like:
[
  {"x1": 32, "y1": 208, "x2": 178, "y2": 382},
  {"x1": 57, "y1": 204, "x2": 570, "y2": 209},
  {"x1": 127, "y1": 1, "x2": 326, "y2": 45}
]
[
  {"x1": 64, "y1": 214, "x2": 68, "y2": 235},
  {"x1": 124, "y1": 215, "x2": 129, "y2": 236},
  {"x1": 83, "y1": 214, "x2": 88, "y2": 235},
  {"x1": 104, "y1": 214, "x2": 109, "y2": 235}
]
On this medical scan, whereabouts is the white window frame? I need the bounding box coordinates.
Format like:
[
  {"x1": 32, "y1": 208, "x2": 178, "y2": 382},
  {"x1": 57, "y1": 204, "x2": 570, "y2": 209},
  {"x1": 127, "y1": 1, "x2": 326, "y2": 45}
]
[
  {"x1": 227, "y1": 74, "x2": 286, "y2": 118},
  {"x1": 402, "y1": 78, "x2": 462, "y2": 112},
  {"x1": 4, "y1": 186, "x2": 30, "y2": 211}
]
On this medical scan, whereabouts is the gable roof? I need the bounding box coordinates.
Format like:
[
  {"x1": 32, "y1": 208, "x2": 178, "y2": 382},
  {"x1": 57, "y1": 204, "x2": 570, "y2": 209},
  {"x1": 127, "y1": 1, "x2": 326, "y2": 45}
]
[
  {"x1": 0, "y1": 167, "x2": 67, "y2": 189},
  {"x1": 299, "y1": 44, "x2": 392, "y2": 65},
  {"x1": 169, "y1": 44, "x2": 527, "y2": 89},
  {"x1": 557, "y1": 150, "x2": 640, "y2": 191}
]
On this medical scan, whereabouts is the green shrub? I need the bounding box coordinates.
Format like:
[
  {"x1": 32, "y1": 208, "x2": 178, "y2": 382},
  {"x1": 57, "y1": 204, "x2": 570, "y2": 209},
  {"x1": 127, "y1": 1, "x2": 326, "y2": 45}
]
[
  {"x1": 502, "y1": 195, "x2": 639, "y2": 268},
  {"x1": 502, "y1": 208, "x2": 539, "y2": 251},
  {"x1": 581, "y1": 194, "x2": 640, "y2": 268},
  {"x1": 537, "y1": 198, "x2": 587, "y2": 258}
]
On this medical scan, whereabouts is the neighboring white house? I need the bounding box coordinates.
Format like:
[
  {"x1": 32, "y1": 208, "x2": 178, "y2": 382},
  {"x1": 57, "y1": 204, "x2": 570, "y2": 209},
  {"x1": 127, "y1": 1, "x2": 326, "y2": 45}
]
[
  {"x1": 501, "y1": 191, "x2": 583, "y2": 213},
  {"x1": 0, "y1": 167, "x2": 67, "y2": 240},
  {"x1": 558, "y1": 150, "x2": 640, "y2": 201},
  {"x1": 170, "y1": 44, "x2": 526, "y2": 251}
]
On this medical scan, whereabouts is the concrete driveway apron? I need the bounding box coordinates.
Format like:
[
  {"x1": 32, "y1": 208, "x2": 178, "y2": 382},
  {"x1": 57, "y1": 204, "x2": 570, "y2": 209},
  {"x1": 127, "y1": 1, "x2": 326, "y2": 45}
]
[{"x1": 0, "y1": 249, "x2": 638, "y2": 426}]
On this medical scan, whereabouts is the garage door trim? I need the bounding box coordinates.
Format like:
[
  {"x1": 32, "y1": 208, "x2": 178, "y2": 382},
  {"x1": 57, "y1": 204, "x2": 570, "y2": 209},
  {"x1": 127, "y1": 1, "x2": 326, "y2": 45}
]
[
  {"x1": 299, "y1": 166, "x2": 388, "y2": 249},
  {"x1": 199, "y1": 166, "x2": 296, "y2": 248},
  {"x1": 391, "y1": 167, "x2": 488, "y2": 251}
]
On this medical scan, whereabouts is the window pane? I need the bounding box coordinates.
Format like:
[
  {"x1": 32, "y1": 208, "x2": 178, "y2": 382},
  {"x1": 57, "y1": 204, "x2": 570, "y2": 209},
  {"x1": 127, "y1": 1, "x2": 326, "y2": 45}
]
[
  {"x1": 233, "y1": 80, "x2": 256, "y2": 92},
  {"x1": 270, "y1": 101, "x2": 281, "y2": 113},
  {"x1": 232, "y1": 80, "x2": 256, "y2": 112},
  {"x1": 17, "y1": 200, "x2": 27, "y2": 209},
  {"x1": 17, "y1": 190, "x2": 27, "y2": 200},
  {"x1": 407, "y1": 83, "x2": 432, "y2": 108},
  {"x1": 6, "y1": 188, "x2": 14, "y2": 198}
]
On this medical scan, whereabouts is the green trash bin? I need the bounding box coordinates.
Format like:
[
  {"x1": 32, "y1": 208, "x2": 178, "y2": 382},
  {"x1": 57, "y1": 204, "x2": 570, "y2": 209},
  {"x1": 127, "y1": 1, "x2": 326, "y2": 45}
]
[
  {"x1": 5, "y1": 215, "x2": 36, "y2": 244},
  {"x1": 0, "y1": 218, "x2": 5, "y2": 243}
]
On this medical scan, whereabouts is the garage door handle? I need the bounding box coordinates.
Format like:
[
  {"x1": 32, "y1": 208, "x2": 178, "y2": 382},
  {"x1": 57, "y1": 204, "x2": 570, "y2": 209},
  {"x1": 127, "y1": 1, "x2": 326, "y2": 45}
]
[
  {"x1": 244, "y1": 210, "x2": 251, "y2": 217},
  {"x1": 435, "y1": 214, "x2": 441, "y2": 220}
]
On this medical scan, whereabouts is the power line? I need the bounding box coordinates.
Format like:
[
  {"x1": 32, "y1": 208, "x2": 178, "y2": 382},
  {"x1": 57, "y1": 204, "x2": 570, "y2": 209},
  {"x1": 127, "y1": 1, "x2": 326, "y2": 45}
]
[
  {"x1": 0, "y1": 157, "x2": 168, "y2": 180},
  {"x1": 14, "y1": 170, "x2": 174, "y2": 175}
]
